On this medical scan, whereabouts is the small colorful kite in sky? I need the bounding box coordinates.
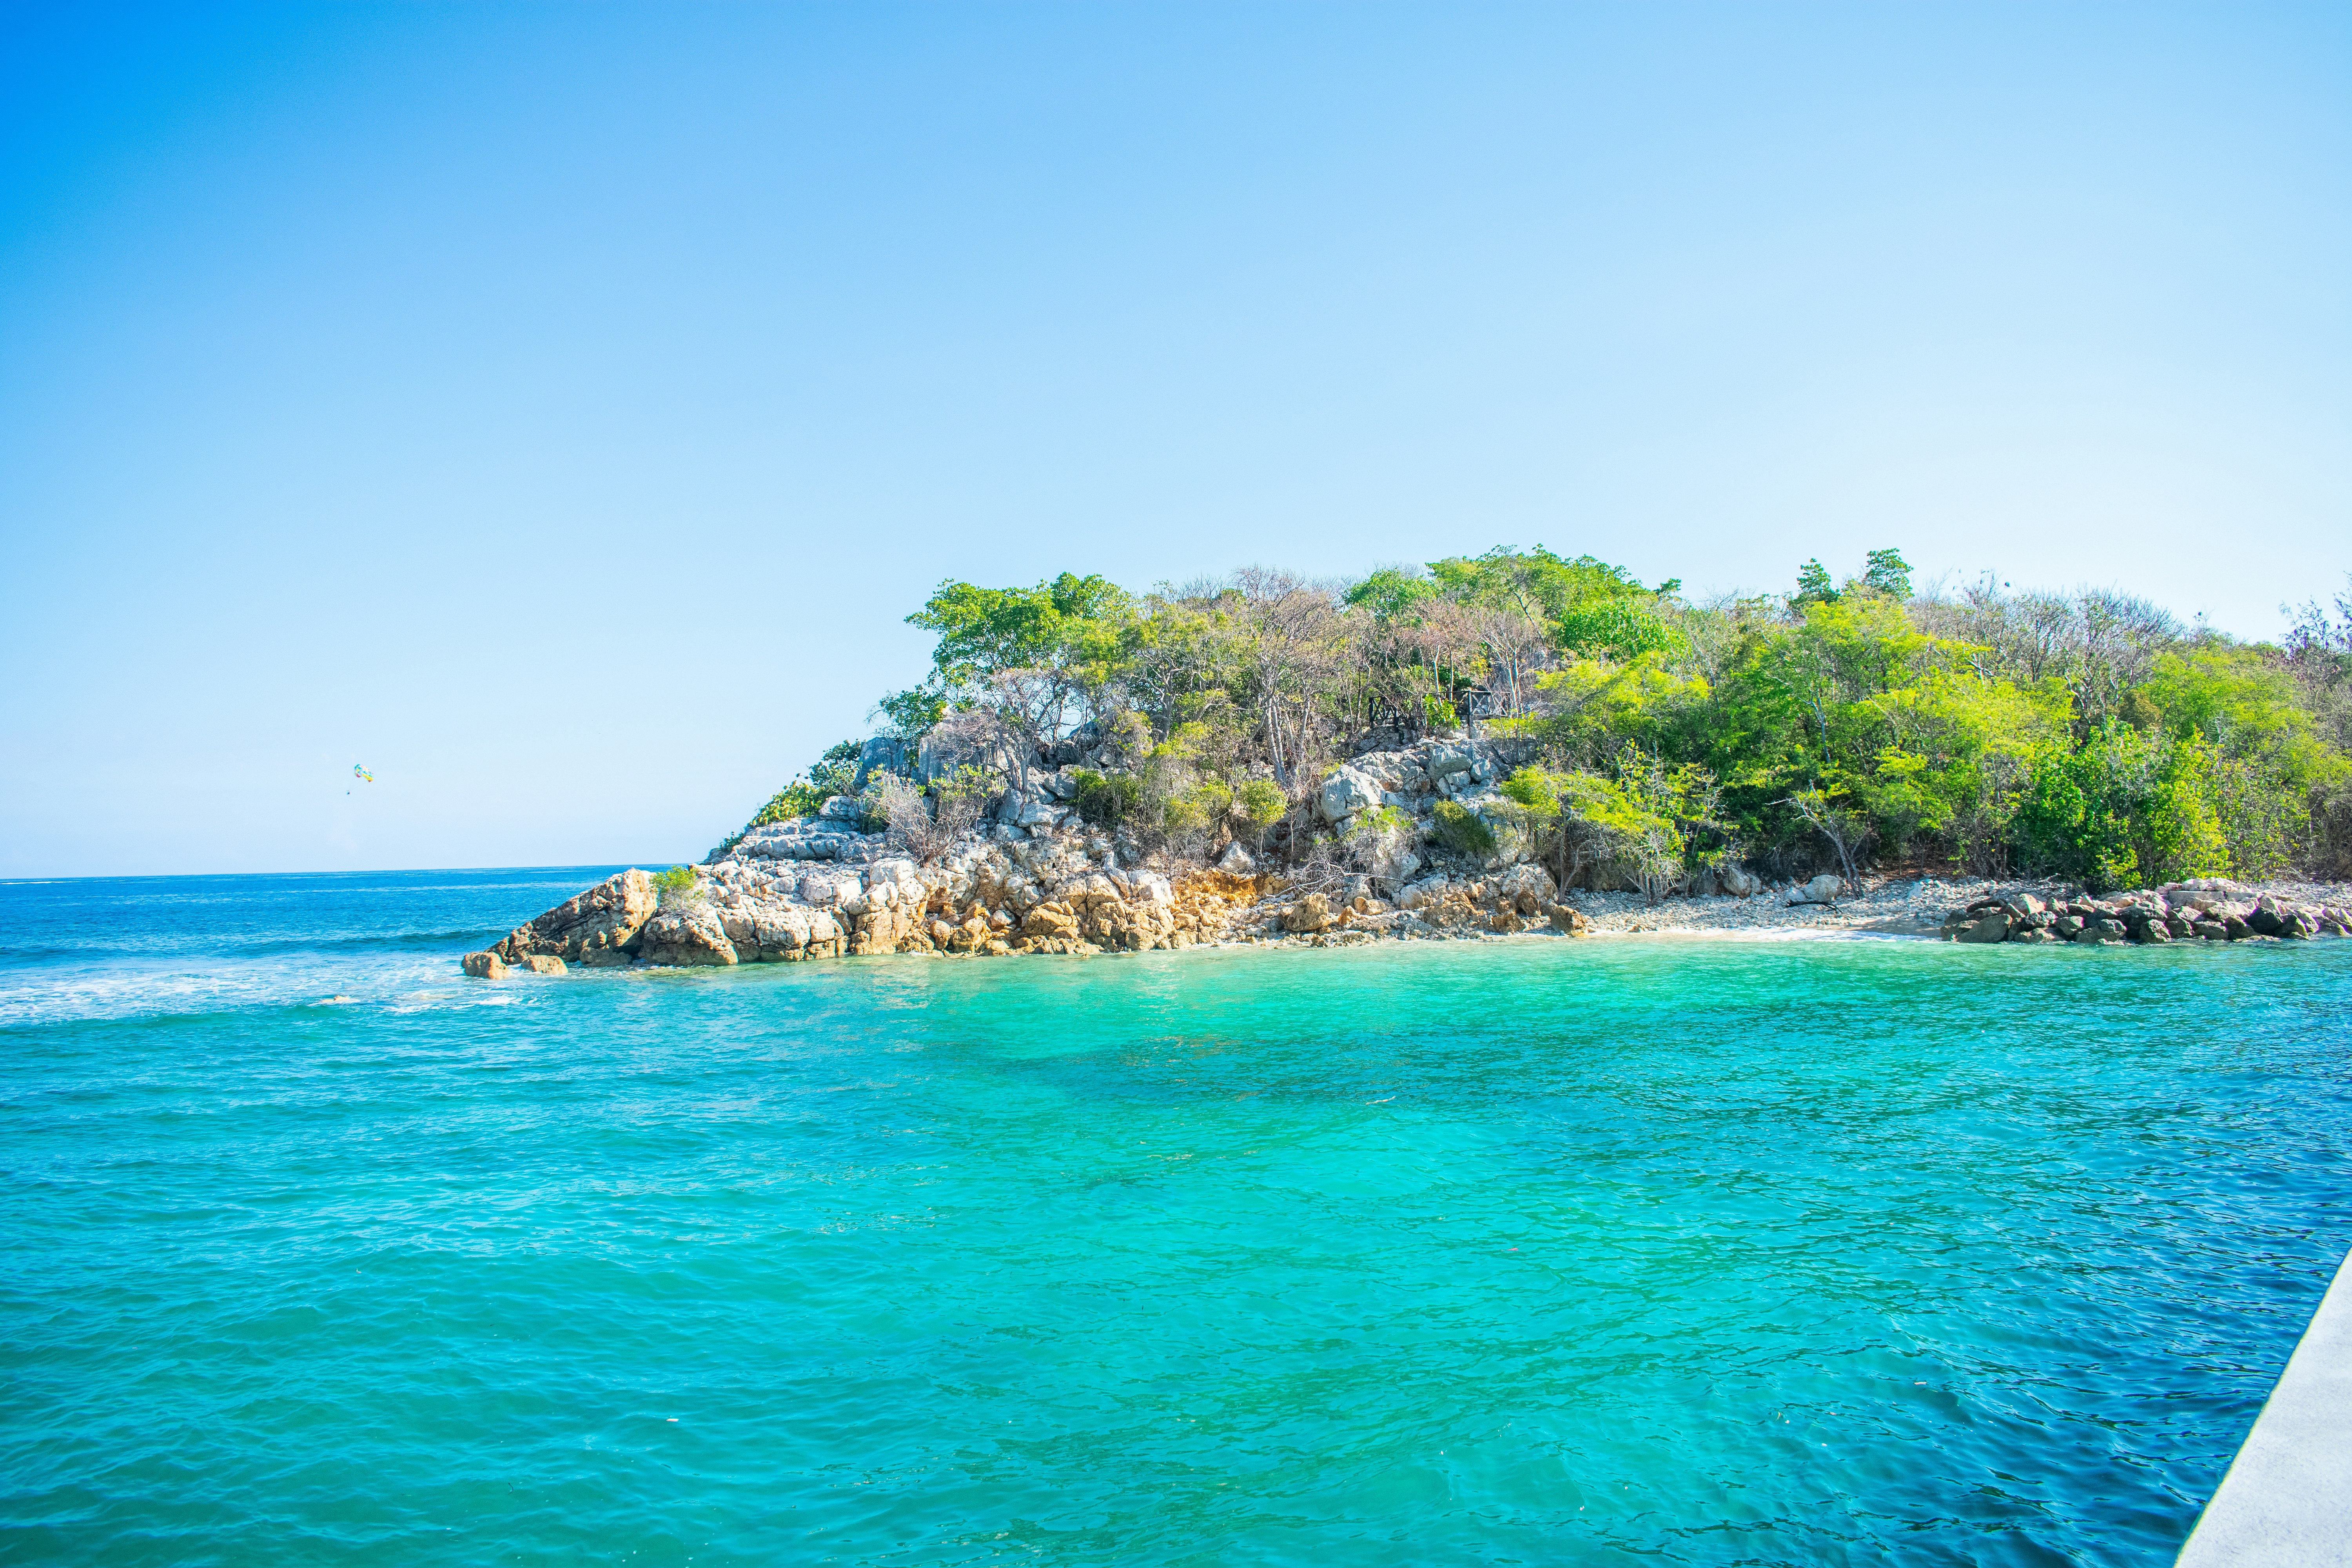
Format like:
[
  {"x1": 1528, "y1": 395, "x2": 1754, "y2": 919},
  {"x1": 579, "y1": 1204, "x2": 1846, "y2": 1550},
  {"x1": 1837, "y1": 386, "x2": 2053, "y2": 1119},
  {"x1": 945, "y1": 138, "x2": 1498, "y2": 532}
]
[{"x1": 352, "y1": 764, "x2": 374, "y2": 783}]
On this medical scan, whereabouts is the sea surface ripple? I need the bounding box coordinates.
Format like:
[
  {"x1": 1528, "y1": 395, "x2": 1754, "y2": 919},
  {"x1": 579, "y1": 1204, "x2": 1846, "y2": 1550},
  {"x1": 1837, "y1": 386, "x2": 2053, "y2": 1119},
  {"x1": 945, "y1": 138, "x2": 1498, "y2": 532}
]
[{"x1": 2, "y1": 869, "x2": 2348, "y2": 1566}]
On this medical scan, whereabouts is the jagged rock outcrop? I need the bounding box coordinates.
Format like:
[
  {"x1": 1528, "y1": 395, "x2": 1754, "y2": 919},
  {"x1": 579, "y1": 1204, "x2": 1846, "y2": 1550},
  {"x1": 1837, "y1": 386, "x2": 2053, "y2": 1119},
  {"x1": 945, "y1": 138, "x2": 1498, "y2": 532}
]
[
  {"x1": 466, "y1": 730, "x2": 1925, "y2": 977},
  {"x1": 490, "y1": 869, "x2": 658, "y2": 967},
  {"x1": 637, "y1": 902, "x2": 739, "y2": 966}
]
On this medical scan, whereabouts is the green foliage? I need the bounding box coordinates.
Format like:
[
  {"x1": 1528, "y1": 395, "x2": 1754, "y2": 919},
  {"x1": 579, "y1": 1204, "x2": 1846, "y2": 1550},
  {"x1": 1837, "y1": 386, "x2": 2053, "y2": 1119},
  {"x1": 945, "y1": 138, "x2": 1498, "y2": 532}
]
[
  {"x1": 1343, "y1": 567, "x2": 1439, "y2": 622},
  {"x1": 1432, "y1": 799, "x2": 1497, "y2": 857},
  {"x1": 652, "y1": 865, "x2": 703, "y2": 909},
  {"x1": 1236, "y1": 779, "x2": 1287, "y2": 838},
  {"x1": 1554, "y1": 599, "x2": 1671, "y2": 662},
  {"x1": 1862, "y1": 548, "x2": 1913, "y2": 599},
  {"x1": 808, "y1": 740, "x2": 862, "y2": 797},
  {"x1": 2011, "y1": 723, "x2": 2261, "y2": 889},
  {"x1": 1071, "y1": 768, "x2": 1143, "y2": 828},
  {"x1": 876, "y1": 686, "x2": 948, "y2": 737},
  {"x1": 907, "y1": 572, "x2": 1132, "y2": 686},
  {"x1": 1499, "y1": 765, "x2": 1559, "y2": 818},
  {"x1": 1427, "y1": 545, "x2": 1654, "y2": 620},
  {"x1": 810, "y1": 543, "x2": 2348, "y2": 882}
]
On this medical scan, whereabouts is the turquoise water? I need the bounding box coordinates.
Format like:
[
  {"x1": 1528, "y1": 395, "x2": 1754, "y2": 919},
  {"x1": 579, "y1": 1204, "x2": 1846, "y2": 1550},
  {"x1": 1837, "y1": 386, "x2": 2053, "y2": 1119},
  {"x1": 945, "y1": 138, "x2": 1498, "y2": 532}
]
[{"x1": 4, "y1": 871, "x2": 2350, "y2": 1566}]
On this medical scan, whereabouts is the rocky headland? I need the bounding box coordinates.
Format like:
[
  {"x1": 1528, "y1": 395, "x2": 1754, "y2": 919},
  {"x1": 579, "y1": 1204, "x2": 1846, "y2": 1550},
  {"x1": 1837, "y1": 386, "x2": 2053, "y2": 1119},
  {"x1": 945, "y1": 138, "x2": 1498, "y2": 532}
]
[{"x1": 461, "y1": 733, "x2": 2351, "y2": 976}]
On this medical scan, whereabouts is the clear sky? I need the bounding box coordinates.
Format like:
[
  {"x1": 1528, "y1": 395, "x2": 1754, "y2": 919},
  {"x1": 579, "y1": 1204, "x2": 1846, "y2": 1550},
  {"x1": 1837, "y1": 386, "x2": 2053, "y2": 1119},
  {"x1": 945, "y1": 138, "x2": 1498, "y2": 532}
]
[{"x1": 3, "y1": 3, "x2": 2347, "y2": 878}]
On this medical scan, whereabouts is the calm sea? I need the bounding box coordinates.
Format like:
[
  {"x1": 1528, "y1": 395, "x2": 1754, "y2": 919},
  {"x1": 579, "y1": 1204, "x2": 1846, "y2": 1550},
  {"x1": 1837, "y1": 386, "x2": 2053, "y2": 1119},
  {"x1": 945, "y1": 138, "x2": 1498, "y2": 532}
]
[{"x1": 2, "y1": 868, "x2": 2348, "y2": 1566}]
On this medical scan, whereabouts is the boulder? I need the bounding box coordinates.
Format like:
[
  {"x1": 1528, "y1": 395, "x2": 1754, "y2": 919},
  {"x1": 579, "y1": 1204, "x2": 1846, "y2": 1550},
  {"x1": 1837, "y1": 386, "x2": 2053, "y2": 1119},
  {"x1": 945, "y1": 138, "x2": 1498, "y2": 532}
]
[
  {"x1": 1397, "y1": 874, "x2": 1450, "y2": 911},
  {"x1": 1954, "y1": 911, "x2": 2011, "y2": 944},
  {"x1": 2002, "y1": 893, "x2": 2046, "y2": 918},
  {"x1": 517, "y1": 954, "x2": 567, "y2": 975},
  {"x1": 494, "y1": 869, "x2": 658, "y2": 967},
  {"x1": 1283, "y1": 893, "x2": 1341, "y2": 934},
  {"x1": 1717, "y1": 864, "x2": 1763, "y2": 898},
  {"x1": 461, "y1": 950, "x2": 509, "y2": 978},
  {"x1": 750, "y1": 903, "x2": 817, "y2": 958},
  {"x1": 1497, "y1": 863, "x2": 1558, "y2": 915},
  {"x1": 1789, "y1": 873, "x2": 1844, "y2": 906},
  {"x1": 1022, "y1": 904, "x2": 1080, "y2": 939},
  {"x1": 636, "y1": 903, "x2": 739, "y2": 967},
  {"x1": 1425, "y1": 742, "x2": 1477, "y2": 783},
  {"x1": 1317, "y1": 766, "x2": 1384, "y2": 824}
]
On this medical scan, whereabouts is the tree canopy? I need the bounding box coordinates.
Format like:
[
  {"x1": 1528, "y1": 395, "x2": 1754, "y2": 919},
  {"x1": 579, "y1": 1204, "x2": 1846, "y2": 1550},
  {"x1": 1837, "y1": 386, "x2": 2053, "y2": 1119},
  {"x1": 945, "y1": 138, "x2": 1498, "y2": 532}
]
[{"x1": 753, "y1": 552, "x2": 2351, "y2": 890}]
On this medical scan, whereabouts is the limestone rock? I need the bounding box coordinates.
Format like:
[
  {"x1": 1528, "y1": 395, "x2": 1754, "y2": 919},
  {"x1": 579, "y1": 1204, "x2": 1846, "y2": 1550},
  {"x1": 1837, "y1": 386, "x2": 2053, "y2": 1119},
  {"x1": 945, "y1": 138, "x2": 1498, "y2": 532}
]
[
  {"x1": 1789, "y1": 873, "x2": 1844, "y2": 906},
  {"x1": 462, "y1": 950, "x2": 509, "y2": 978},
  {"x1": 1425, "y1": 743, "x2": 1477, "y2": 783},
  {"x1": 1283, "y1": 893, "x2": 1341, "y2": 934},
  {"x1": 1217, "y1": 842, "x2": 1256, "y2": 875},
  {"x1": 494, "y1": 869, "x2": 657, "y2": 967},
  {"x1": 1397, "y1": 874, "x2": 1450, "y2": 911},
  {"x1": 1546, "y1": 902, "x2": 1592, "y2": 935},
  {"x1": 1497, "y1": 863, "x2": 1558, "y2": 915},
  {"x1": 636, "y1": 903, "x2": 739, "y2": 967},
  {"x1": 1717, "y1": 864, "x2": 1763, "y2": 898},
  {"x1": 1317, "y1": 766, "x2": 1384, "y2": 824},
  {"x1": 850, "y1": 735, "x2": 908, "y2": 791},
  {"x1": 518, "y1": 954, "x2": 567, "y2": 975}
]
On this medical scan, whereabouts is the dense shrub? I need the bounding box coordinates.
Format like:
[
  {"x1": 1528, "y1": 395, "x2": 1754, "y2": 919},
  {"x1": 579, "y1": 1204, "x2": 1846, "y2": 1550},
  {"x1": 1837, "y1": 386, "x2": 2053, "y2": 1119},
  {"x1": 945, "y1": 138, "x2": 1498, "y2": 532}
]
[
  {"x1": 652, "y1": 865, "x2": 703, "y2": 909},
  {"x1": 1432, "y1": 799, "x2": 1496, "y2": 857},
  {"x1": 1071, "y1": 768, "x2": 1142, "y2": 828}
]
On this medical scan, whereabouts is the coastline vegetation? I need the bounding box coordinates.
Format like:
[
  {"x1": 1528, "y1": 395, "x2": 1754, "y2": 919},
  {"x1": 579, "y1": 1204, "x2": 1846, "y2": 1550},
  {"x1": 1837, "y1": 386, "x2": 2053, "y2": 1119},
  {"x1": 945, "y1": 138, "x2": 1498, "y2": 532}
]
[{"x1": 740, "y1": 551, "x2": 2352, "y2": 892}]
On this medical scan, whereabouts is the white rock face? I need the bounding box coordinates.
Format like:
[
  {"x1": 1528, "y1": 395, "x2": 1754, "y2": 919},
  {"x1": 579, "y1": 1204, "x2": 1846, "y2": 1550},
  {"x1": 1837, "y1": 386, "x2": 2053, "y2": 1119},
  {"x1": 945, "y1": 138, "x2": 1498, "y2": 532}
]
[
  {"x1": 1217, "y1": 842, "x2": 1256, "y2": 875},
  {"x1": 1317, "y1": 766, "x2": 1383, "y2": 824}
]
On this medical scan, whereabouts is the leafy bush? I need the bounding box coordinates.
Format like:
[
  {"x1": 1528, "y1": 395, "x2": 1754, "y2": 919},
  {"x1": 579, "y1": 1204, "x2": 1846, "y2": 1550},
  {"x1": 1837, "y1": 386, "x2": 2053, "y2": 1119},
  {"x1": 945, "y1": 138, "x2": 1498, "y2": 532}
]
[
  {"x1": 652, "y1": 865, "x2": 704, "y2": 909},
  {"x1": 1071, "y1": 768, "x2": 1142, "y2": 828},
  {"x1": 1432, "y1": 799, "x2": 1497, "y2": 857},
  {"x1": 1236, "y1": 779, "x2": 1287, "y2": 837},
  {"x1": 2013, "y1": 723, "x2": 2243, "y2": 889}
]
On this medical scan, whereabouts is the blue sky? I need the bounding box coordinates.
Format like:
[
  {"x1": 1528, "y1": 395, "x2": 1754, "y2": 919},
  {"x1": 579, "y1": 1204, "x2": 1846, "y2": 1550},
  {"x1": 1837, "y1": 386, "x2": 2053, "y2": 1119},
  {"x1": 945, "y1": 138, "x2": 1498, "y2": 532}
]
[{"x1": 3, "y1": 3, "x2": 2347, "y2": 877}]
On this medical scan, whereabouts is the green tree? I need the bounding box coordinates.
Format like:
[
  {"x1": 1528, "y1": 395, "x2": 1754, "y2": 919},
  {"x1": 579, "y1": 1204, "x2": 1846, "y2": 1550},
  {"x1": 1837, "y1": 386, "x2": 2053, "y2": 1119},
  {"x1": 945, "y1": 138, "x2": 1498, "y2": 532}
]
[
  {"x1": 1794, "y1": 559, "x2": 1839, "y2": 605},
  {"x1": 1861, "y1": 548, "x2": 1913, "y2": 599}
]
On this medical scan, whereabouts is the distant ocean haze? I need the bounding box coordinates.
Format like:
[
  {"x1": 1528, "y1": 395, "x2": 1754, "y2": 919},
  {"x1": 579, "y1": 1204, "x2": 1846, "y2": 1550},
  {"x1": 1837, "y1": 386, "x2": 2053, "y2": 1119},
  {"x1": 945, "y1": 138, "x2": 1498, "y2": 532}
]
[{"x1": 0, "y1": 869, "x2": 2347, "y2": 1565}]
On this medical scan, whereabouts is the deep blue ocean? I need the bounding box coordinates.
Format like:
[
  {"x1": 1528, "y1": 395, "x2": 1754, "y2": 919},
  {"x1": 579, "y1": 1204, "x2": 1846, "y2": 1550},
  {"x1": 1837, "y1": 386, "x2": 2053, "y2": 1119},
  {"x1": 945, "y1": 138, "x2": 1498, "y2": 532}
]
[{"x1": 2, "y1": 867, "x2": 2348, "y2": 1566}]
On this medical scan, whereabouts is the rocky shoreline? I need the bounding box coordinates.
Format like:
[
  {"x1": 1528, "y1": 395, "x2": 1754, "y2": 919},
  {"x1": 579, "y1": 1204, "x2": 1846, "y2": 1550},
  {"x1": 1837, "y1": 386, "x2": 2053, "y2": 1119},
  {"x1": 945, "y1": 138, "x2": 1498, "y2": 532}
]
[{"x1": 459, "y1": 735, "x2": 2351, "y2": 976}]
